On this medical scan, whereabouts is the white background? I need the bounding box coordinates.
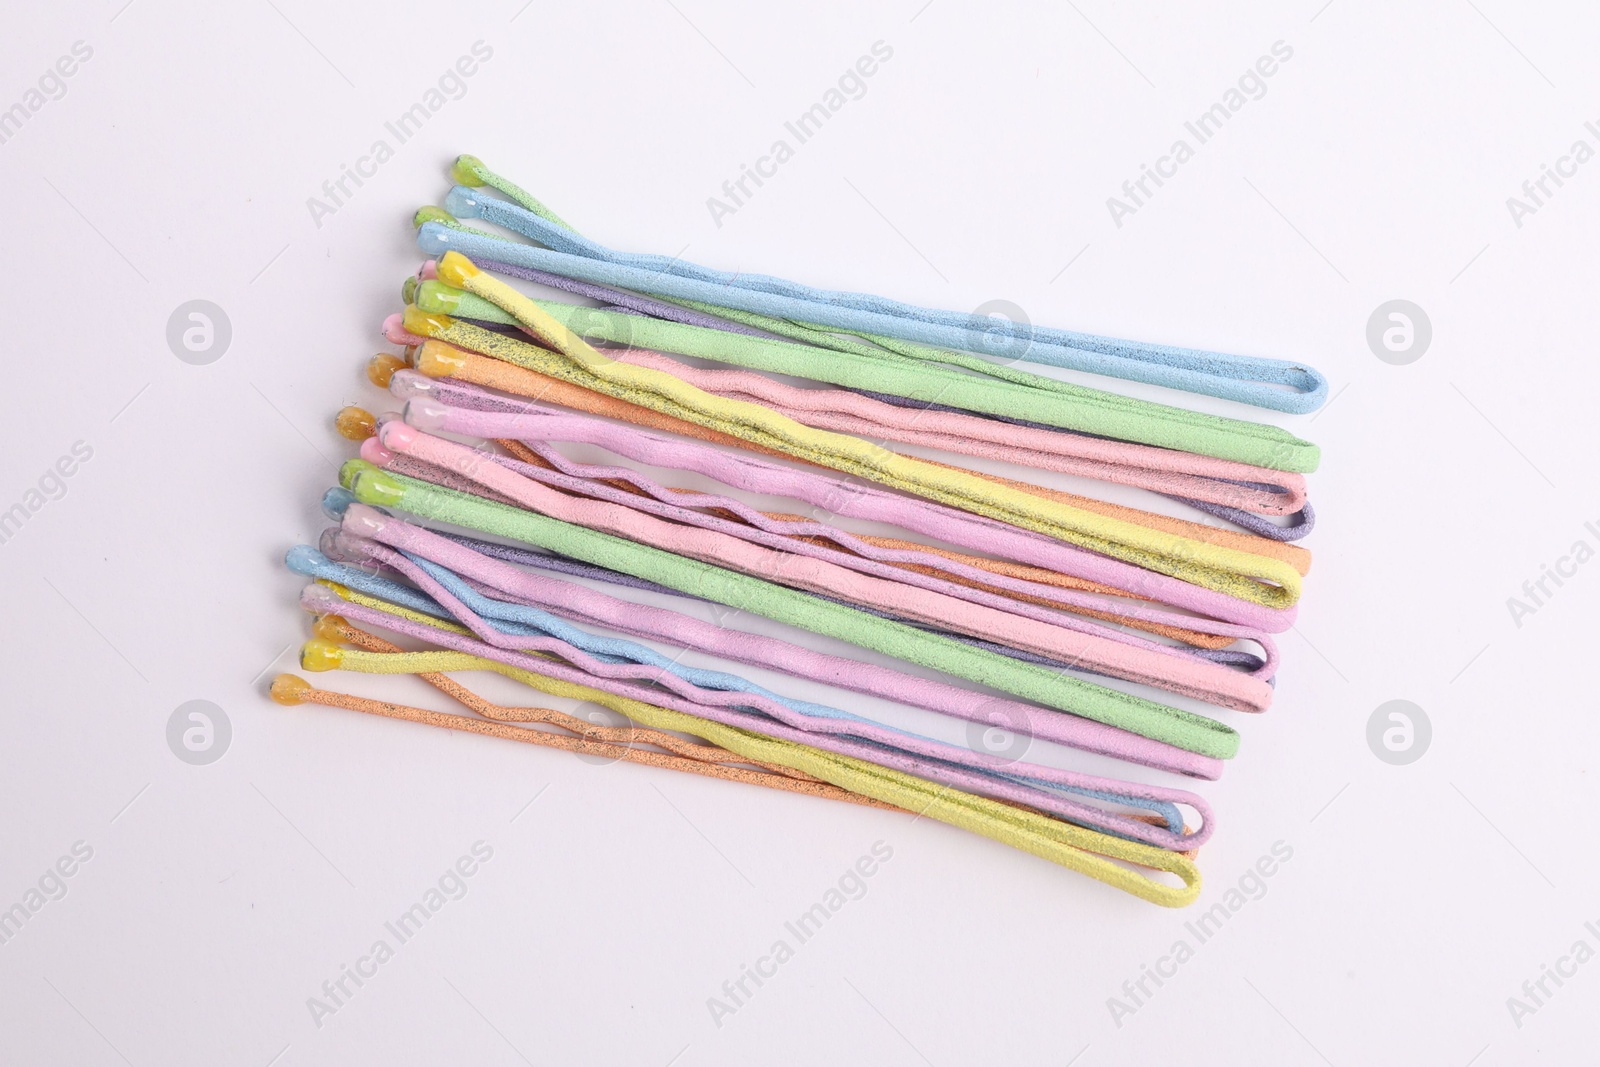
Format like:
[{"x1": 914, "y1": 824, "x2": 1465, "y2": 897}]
[{"x1": 3, "y1": 1, "x2": 1598, "y2": 1064}]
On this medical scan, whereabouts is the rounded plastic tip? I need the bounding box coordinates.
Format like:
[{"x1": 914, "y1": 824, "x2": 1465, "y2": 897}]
[
  {"x1": 436, "y1": 251, "x2": 480, "y2": 287},
  {"x1": 350, "y1": 467, "x2": 406, "y2": 509},
  {"x1": 376, "y1": 419, "x2": 420, "y2": 452},
  {"x1": 270, "y1": 674, "x2": 314, "y2": 705},
  {"x1": 299, "y1": 639, "x2": 344, "y2": 673},
  {"x1": 338, "y1": 457, "x2": 375, "y2": 490},
  {"x1": 416, "y1": 222, "x2": 455, "y2": 256},
  {"x1": 413, "y1": 205, "x2": 459, "y2": 230},
  {"x1": 401, "y1": 275, "x2": 419, "y2": 304},
  {"x1": 343, "y1": 504, "x2": 395, "y2": 542},
  {"x1": 335, "y1": 406, "x2": 377, "y2": 441},
  {"x1": 382, "y1": 314, "x2": 425, "y2": 347},
  {"x1": 415, "y1": 280, "x2": 465, "y2": 315},
  {"x1": 321, "y1": 487, "x2": 357, "y2": 520},
  {"x1": 415, "y1": 339, "x2": 468, "y2": 378},
  {"x1": 451, "y1": 154, "x2": 490, "y2": 187},
  {"x1": 402, "y1": 397, "x2": 451, "y2": 431},
  {"x1": 300, "y1": 583, "x2": 345, "y2": 612},
  {"x1": 311, "y1": 613, "x2": 350, "y2": 642},
  {"x1": 317, "y1": 526, "x2": 347, "y2": 562},
  {"x1": 444, "y1": 186, "x2": 485, "y2": 219},
  {"x1": 420, "y1": 259, "x2": 439, "y2": 280},
  {"x1": 402, "y1": 304, "x2": 454, "y2": 338},
  {"x1": 388, "y1": 369, "x2": 433, "y2": 401},
  {"x1": 284, "y1": 544, "x2": 330, "y2": 576},
  {"x1": 359, "y1": 436, "x2": 394, "y2": 465},
  {"x1": 367, "y1": 353, "x2": 408, "y2": 389}
]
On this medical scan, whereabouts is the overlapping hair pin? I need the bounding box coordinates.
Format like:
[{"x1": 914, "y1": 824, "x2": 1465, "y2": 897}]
[{"x1": 270, "y1": 154, "x2": 1329, "y2": 906}]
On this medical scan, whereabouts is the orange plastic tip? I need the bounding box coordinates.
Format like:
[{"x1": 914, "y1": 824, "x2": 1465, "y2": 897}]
[
  {"x1": 415, "y1": 339, "x2": 469, "y2": 378},
  {"x1": 436, "y1": 251, "x2": 480, "y2": 287},
  {"x1": 367, "y1": 353, "x2": 407, "y2": 388},
  {"x1": 402, "y1": 304, "x2": 454, "y2": 338},
  {"x1": 335, "y1": 406, "x2": 377, "y2": 441},
  {"x1": 299, "y1": 639, "x2": 345, "y2": 673},
  {"x1": 270, "y1": 674, "x2": 314, "y2": 705},
  {"x1": 312, "y1": 613, "x2": 350, "y2": 641}
]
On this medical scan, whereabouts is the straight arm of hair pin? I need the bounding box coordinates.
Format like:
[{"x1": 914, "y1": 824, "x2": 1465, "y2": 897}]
[
  {"x1": 400, "y1": 282, "x2": 1302, "y2": 610},
  {"x1": 434, "y1": 163, "x2": 1326, "y2": 413},
  {"x1": 407, "y1": 264, "x2": 1322, "y2": 473}
]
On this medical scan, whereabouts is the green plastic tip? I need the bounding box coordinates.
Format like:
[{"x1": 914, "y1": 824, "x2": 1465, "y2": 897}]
[
  {"x1": 413, "y1": 205, "x2": 458, "y2": 229},
  {"x1": 415, "y1": 279, "x2": 465, "y2": 314},
  {"x1": 402, "y1": 276, "x2": 419, "y2": 303},
  {"x1": 338, "y1": 458, "x2": 376, "y2": 491},
  {"x1": 451, "y1": 154, "x2": 489, "y2": 187},
  {"x1": 349, "y1": 467, "x2": 405, "y2": 508}
]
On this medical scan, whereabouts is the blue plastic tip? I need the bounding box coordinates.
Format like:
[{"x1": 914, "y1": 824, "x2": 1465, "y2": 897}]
[
  {"x1": 284, "y1": 545, "x2": 331, "y2": 577},
  {"x1": 321, "y1": 487, "x2": 357, "y2": 520},
  {"x1": 444, "y1": 185, "x2": 486, "y2": 219},
  {"x1": 415, "y1": 221, "x2": 456, "y2": 255}
]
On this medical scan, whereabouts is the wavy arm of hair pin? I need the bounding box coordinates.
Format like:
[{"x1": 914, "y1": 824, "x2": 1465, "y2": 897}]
[
  {"x1": 293, "y1": 623, "x2": 1202, "y2": 907},
  {"x1": 271, "y1": 616, "x2": 888, "y2": 808}
]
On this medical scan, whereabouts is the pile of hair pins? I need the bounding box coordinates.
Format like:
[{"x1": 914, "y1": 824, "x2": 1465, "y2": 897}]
[{"x1": 270, "y1": 154, "x2": 1327, "y2": 908}]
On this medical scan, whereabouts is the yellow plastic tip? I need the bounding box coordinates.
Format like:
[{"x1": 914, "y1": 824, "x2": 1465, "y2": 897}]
[
  {"x1": 299, "y1": 639, "x2": 344, "y2": 673},
  {"x1": 413, "y1": 205, "x2": 458, "y2": 229},
  {"x1": 415, "y1": 339, "x2": 469, "y2": 378},
  {"x1": 451, "y1": 154, "x2": 489, "y2": 187},
  {"x1": 315, "y1": 578, "x2": 354, "y2": 599},
  {"x1": 402, "y1": 276, "x2": 419, "y2": 303},
  {"x1": 416, "y1": 280, "x2": 466, "y2": 315},
  {"x1": 270, "y1": 674, "x2": 314, "y2": 705},
  {"x1": 366, "y1": 352, "x2": 407, "y2": 389},
  {"x1": 335, "y1": 406, "x2": 377, "y2": 441},
  {"x1": 349, "y1": 466, "x2": 406, "y2": 508},
  {"x1": 311, "y1": 613, "x2": 350, "y2": 641},
  {"x1": 436, "y1": 251, "x2": 480, "y2": 287},
  {"x1": 402, "y1": 304, "x2": 454, "y2": 338}
]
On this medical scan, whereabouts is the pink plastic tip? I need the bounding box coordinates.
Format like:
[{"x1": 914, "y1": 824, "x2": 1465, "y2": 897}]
[
  {"x1": 342, "y1": 502, "x2": 391, "y2": 538},
  {"x1": 420, "y1": 259, "x2": 439, "y2": 280},
  {"x1": 402, "y1": 398, "x2": 451, "y2": 432},
  {"x1": 383, "y1": 313, "x2": 427, "y2": 346},
  {"x1": 378, "y1": 420, "x2": 420, "y2": 450},
  {"x1": 389, "y1": 369, "x2": 434, "y2": 400},
  {"x1": 299, "y1": 583, "x2": 344, "y2": 612},
  {"x1": 318, "y1": 526, "x2": 360, "y2": 563},
  {"x1": 359, "y1": 437, "x2": 395, "y2": 465}
]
